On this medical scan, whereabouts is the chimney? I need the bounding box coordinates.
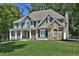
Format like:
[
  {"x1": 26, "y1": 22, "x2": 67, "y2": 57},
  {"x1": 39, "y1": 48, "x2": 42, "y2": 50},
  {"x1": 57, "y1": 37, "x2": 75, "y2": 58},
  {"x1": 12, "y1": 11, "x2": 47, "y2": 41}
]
[{"x1": 65, "y1": 10, "x2": 69, "y2": 40}]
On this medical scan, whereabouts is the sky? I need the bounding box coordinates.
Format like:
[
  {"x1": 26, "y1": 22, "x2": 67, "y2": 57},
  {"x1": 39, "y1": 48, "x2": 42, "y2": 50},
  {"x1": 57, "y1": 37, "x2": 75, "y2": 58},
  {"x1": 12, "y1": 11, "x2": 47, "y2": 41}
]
[{"x1": 15, "y1": 3, "x2": 30, "y2": 16}]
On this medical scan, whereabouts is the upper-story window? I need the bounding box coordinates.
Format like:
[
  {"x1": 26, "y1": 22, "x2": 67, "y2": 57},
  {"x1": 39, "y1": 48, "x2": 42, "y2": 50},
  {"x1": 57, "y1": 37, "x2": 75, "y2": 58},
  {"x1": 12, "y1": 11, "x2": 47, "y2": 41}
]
[
  {"x1": 15, "y1": 23, "x2": 18, "y2": 28},
  {"x1": 31, "y1": 21, "x2": 36, "y2": 27},
  {"x1": 34, "y1": 21, "x2": 36, "y2": 27},
  {"x1": 50, "y1": 17, "x2": 53, "y2": 22},
  {"x1": 31, "y1": 21, "x2": 34, "y2": 25},
  {"x1": 46, "y1": 16, "x2": 53, "y2": 23},
  {"x1": 21, "y1": 22, "x2": 25, "y2": 28},
  {"x1": 26, "y1": 22, "x2": 30, "y2": 28}
]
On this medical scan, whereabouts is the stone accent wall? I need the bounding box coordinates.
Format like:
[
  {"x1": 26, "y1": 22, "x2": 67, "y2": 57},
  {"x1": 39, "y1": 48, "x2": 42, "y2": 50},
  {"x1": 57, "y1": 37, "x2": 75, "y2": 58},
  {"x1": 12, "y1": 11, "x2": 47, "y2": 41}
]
[
  {"x1": 48, "y1": 22, "x2": 63, "y2": 40},
  {"x1": 48, "y1": 29, "x2": 63, "y2": 40}
]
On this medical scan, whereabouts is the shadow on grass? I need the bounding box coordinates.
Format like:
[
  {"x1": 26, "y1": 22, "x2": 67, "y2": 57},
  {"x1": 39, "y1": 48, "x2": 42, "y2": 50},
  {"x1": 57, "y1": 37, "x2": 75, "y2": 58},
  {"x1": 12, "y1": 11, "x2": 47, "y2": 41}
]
[{"x1": 0, "y1": 42, "x2": 26, "y2": 53}]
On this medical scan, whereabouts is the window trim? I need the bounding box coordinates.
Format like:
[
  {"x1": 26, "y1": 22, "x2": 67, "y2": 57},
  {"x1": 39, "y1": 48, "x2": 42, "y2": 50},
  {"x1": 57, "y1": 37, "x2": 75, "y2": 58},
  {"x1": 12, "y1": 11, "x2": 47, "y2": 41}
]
[
  {"x1": 39, "y1": 29, "x2": 46, "y2": 38},
  {"x1": 26, "y1": 22, "x2": 30, "y2": 28},
  {"x1": 53, "y1": 29, "x2": 59, "y2": 37},
  {"x1": 21, "y1": 22, "x2": 25, "y2": 28}
]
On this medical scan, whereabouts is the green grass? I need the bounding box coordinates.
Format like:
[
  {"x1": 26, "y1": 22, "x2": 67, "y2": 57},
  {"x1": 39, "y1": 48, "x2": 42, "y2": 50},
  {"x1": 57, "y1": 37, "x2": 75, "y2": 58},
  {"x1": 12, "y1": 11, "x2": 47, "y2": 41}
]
[{"x1": 0, "y1": 40, "x2": 79, "y2": 56}]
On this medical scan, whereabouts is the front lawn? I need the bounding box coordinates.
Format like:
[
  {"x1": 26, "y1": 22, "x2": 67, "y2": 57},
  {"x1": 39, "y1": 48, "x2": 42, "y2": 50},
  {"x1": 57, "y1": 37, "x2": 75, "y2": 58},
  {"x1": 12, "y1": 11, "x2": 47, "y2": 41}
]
[{"x1": 0, "y1": 40, "x2": 79, "y2": 56}]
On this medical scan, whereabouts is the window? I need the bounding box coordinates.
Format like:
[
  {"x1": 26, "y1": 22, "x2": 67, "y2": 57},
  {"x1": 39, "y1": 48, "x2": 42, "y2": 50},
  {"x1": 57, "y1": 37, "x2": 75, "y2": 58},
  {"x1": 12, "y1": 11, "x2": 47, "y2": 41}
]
[
  {"x1": 50, "y1": 17, "x2": 53, "y2": 22},
  {"x1": 40, "y1": 30, "x2": 46, "y2": 37},
  {"x1": 31, "y1": 21, "x2": 34, "y2": 25},
  {"x1": 21, "y1": 22, "x2": 24, "y2": 28},
  {"x1": 17, "y1": 31, "x2": 20, "y2": 36},
  {"x1": 46, "y1": 16, "x2": 53, "y2": 23},
  {"x1": 47, "y1": 16, "x2": 50, "y2": 23},
  {"x1": 15, "y1": 23, "x2": 18, "y2": 28},
  {"x1": 27, "y1": 22, "x2": 30, "y2": 28},
  {"x1": 54, "y1": 29, "x2": 59, "y2": 37},
  {"x1": 34, "y1": 21, "x2": 36, "y2": 27}
]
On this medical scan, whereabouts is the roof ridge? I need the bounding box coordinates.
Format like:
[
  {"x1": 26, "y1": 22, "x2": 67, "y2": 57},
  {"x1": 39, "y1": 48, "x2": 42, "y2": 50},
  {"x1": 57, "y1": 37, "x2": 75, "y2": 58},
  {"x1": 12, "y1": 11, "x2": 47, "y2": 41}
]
[{"x1": 30, "y1": 9, "x2": 52, "y2": 13}]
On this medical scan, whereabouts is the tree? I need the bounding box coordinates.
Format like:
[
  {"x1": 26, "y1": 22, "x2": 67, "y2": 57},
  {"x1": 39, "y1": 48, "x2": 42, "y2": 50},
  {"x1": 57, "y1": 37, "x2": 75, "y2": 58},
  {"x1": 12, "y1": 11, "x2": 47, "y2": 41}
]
[{"x1": 0, "y1": 4, "x2": 20, "y2": 42}]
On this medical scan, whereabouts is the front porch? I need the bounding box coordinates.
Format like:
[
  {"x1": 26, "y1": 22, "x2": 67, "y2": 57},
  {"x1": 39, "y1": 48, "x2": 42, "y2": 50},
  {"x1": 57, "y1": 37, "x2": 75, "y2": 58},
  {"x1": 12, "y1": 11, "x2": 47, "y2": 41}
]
[
  {"x1": 9, "y1": 29, "x2": 37, "y2": 40},
  {"x1": 9, "y1": 28, "x2": 64, "y2": 40}
]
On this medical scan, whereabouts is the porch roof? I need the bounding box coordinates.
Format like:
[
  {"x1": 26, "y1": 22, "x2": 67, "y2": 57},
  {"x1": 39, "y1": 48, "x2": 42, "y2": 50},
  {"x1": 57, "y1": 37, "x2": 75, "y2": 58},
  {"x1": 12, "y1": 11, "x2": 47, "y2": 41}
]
[
  {"x1": 9, "y1": 27, "x2": 49, "y2": 31},
  {"x1": 9, "y1": 28, "x2": 37, "y2": 31}
]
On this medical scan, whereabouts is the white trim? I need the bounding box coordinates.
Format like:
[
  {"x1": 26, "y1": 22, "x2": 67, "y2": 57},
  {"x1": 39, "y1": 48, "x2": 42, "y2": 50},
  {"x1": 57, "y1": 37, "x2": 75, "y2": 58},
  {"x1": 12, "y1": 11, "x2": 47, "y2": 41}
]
[
  {"x1": 13, "y1": 15, "x2": 32, "y2": 23},
  {"x1": 49, "y1": 18, "x2": 63, "y2": 26},
  {"x1": 36, "y1": 30, "x2": 38, "y2": 39},
  {"x1": 29, "y1": 30, "x2": 31, "y2": 39},
  {"x1": 20, "y1": 30, "x2": 22, "y2": 39},
  {"x1": 15, "y1": 31, "x2": 17, "y2": 39},
  {"x1": 37, "y1": 14, "x2": 63, "y2": 27},
  {"x1": 64, "y1": 32, "x2": 66, "y2": 40},
  {"x1": 9, "y1": 30, "x2": 11, "y2": 40},
  {"x1": 39, "y1": 29, "x2": 46, "y2": 38},
  {"x1": 19, "y1": 23, "x2": 22, "y2": 28},
  {"x1": 36, "y1": 14, "x2": 54, "y2": 27},
  {"x1": 36, "y1": 14, "x2": 48, "y2": 27}
]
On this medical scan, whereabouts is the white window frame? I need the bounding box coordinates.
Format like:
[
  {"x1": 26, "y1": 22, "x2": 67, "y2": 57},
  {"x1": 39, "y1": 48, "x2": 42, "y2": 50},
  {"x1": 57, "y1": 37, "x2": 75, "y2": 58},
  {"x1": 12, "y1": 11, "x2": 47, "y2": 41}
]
[
  {"x1": 26, "y1": 22, "x2": 30, "y2": 28},
  {"x1": 21, "y1": 22, "x2": 25, "y2": 28},
  {"x1": 40, "y1": 29, "x2": 46, "y2": 38}
]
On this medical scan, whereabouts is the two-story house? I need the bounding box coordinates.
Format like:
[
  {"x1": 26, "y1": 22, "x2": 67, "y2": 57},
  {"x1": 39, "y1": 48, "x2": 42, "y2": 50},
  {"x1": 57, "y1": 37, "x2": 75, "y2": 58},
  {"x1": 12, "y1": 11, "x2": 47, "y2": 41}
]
[{"x1": 9, "y1": 9, "x2": 68, "y2": 40}]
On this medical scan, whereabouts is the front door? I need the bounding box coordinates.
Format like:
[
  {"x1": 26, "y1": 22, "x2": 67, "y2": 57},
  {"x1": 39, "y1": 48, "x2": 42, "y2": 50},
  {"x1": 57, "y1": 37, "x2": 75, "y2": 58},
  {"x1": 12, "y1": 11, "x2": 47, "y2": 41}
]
[
  {"x1": 31, "y1": 30, "x2": 36, "y2": 40},
  {"x1": 22, "y1": 31, "x2": 29, "y2": 39}
]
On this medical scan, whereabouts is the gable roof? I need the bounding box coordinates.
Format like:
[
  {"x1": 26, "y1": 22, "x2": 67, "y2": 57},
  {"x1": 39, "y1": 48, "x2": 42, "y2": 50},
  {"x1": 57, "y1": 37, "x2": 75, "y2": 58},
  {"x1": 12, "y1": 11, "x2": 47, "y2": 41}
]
[
  {"x1": 13, "y1": 15, "x2": 27, "y2": 23},
  {"x1": 49, "y1": 19, "x2": 63, "y2": 26},
  {"x1": 37, "y1": 15, "x2": 64, "y2": 28},
  {"x1": 28, "y1": 9, "x2": 65, "y2": 21},
  {"x1": 13, "y1": 9, "x2": 65, "y2": 23}
]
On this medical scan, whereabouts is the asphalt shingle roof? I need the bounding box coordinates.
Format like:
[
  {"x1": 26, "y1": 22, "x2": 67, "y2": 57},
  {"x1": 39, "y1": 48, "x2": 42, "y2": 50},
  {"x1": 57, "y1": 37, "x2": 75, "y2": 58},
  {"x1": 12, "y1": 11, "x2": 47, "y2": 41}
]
[{"x1": 13, "y1": 9, "x2": 65, "y2": 23}]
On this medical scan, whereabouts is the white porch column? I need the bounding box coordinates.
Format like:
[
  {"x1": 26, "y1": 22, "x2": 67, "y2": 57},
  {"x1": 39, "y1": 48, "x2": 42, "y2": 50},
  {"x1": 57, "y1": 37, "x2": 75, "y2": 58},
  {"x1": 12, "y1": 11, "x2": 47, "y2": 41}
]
[
  {"x1": 63, "y1": 27, "x2": 67, "y2": 40},
  {"x1": 20, "y1": 30, "x2": 22, "y2": 39},
  {"x1": 36, "y1": 30, "x2": 38, "y2": 39},
  {"x1": 9, "y1": 30, "x2": 11, "y2": 40},
  {"x1": 63, "y1": 32, "x2": 66, "y2": 40},
  {"x1": 15, "y1": 31, "x2": 17, "y2": 39},
  {"x1": 29, "y1": 30, "x2": 31, "y2": 39}
]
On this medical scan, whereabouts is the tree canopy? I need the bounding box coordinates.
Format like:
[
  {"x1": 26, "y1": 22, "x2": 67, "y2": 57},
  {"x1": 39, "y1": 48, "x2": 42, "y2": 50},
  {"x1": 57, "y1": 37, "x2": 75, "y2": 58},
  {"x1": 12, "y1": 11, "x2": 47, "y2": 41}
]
[{"x1": 0, "y1": 4, "x2": 20, "y2": 42}]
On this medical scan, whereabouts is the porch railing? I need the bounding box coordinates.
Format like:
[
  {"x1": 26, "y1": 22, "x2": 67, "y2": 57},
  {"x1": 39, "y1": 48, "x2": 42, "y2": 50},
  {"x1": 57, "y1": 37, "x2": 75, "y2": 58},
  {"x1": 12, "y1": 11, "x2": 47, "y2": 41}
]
[{"x1": 69, "y1": 36, "x2": 79, "y2": 41}]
